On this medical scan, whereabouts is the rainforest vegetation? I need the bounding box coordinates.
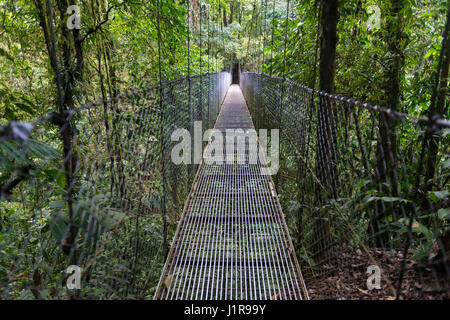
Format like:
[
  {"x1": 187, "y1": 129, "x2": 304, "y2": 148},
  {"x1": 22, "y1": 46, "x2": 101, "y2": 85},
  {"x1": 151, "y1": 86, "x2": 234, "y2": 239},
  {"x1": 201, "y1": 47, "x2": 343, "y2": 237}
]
[{"x1": 0, "y1": 0, "x2": 449, "y2": 299}]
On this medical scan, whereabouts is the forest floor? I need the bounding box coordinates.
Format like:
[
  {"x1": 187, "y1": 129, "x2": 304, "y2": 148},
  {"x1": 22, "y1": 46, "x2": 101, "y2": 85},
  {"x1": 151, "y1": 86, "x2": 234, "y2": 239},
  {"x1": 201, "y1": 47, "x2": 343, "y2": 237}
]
[{"x1": 305, "y1": 245, "x2": 449, "y2": 300}]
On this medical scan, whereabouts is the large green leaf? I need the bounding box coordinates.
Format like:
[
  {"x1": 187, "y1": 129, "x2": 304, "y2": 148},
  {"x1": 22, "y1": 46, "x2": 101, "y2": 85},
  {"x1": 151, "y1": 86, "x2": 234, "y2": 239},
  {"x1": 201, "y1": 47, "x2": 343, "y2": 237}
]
[
  {"x1": 428, "y1": 190, "x2": 450, "y2": 203},
  {"x1": 438, "y1": 208, "x2": 450, "y2": 220}
]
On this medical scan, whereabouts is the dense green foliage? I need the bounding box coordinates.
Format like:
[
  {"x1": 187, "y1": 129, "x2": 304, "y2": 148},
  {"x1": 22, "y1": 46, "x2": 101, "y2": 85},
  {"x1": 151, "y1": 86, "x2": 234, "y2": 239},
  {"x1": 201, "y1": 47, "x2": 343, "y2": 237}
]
[{"x1": 0, "y1": 0, "x2": 448, "y2": 299}]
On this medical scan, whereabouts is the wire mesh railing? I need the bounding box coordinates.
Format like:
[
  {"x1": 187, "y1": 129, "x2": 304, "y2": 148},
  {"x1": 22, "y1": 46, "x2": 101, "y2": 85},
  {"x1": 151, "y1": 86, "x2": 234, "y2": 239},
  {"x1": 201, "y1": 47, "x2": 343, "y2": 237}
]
[
  {"x1": 154, "y1": 84, "x2": 309, "y2": 300},
  {"x1": 0, "y1": 72, "x2": 231, "y2": 299},
  {"x1": 241, "y1": 71, "x2": 450, "y2": 299}
]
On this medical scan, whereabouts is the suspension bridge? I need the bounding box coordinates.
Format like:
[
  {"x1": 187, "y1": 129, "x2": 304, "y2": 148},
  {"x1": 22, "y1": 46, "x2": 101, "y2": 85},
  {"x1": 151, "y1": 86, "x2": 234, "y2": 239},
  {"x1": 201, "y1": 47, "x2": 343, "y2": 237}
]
[
  {"x1": 155, "y1": 84, "x2": 308, "y2": 300},
  {"x1": 1, "y1": 0, "x2": 449, "y2": 301},
  {"x1": 1, "y1": 69, "x2": 448, "y2": 300}
]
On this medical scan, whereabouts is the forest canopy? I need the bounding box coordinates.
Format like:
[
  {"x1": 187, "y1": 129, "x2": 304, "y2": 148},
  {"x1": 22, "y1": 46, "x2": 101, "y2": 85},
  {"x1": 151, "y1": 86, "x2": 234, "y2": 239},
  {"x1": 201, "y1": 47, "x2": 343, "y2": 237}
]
[
  {"x1": 0, "y1": 0, "x2": 448, "y2": 120},
  {"x1": 0, "y1": 0, "x2": 449, "y2": 300}
]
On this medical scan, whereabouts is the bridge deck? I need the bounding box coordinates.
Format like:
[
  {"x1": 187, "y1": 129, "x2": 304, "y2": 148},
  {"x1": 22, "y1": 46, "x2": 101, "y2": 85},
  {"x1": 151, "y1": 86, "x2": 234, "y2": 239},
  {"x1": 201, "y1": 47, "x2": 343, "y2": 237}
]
[{"x1": 155, "y1": 85, "x2": 308, "y2": 300}]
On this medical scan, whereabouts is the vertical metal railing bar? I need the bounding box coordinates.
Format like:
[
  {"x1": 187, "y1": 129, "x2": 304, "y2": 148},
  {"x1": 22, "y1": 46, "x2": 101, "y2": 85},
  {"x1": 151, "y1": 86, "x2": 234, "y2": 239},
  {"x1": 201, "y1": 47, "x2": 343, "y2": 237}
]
[
  {"x1": 70, "y1": 121, "x2": 108, "y2": 291},
  {"x1": 73, "y1": 119, "x2": 114, "y2": 267}
]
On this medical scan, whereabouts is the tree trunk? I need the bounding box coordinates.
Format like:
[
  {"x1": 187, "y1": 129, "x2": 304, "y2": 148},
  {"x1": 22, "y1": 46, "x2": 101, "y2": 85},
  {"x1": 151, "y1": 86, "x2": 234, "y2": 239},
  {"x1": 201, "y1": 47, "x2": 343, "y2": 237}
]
[
  {"x1": 223, "y1": 6, "x2": 227, "y2": 27},
  {"x1": 318, "y1": 0, "x2": 338, "y2": 93},
  {"x1": 34, "y1": 0, "x2": 79, "y2": 258},
  {"x1": 229, "y1": 3, "x2": 233, "y2": 25},
  {"x1": 424, "y1": 1, "x2": 450, "y2": 195},
  {"x1": 312, "y1": 0, "x2": 339, "y2": 264},
  {"x1": 371, "y1": 0, "x2": 406, "y2": 247}
]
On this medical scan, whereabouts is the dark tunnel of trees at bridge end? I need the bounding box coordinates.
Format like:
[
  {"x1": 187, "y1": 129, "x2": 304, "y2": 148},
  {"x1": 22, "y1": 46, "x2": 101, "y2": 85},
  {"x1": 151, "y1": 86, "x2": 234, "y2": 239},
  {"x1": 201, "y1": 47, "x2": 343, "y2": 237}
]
[{"x1": 0, "y1": 0, "x2": 449, "y2": 300}]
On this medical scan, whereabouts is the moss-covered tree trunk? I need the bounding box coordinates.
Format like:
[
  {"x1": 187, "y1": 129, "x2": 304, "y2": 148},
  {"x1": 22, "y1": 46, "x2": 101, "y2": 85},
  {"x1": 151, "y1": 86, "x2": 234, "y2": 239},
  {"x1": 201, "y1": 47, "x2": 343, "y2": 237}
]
[
  {"x1": 312, "y1": 0, "x2": 339, "y2": 264},
  {"x1": 424, "y1": 1, "x2": 450, "y2": 196},
  {"x1": 371, "y1": 0, "x2": 406, "y2": 247}
]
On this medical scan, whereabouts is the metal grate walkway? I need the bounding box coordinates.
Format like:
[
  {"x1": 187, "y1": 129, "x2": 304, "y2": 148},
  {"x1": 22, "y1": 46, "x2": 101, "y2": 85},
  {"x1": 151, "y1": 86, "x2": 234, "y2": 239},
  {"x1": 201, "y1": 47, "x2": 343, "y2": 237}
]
[{"x1": 154, "y1": 85, "x2": 309, "y2": 300}]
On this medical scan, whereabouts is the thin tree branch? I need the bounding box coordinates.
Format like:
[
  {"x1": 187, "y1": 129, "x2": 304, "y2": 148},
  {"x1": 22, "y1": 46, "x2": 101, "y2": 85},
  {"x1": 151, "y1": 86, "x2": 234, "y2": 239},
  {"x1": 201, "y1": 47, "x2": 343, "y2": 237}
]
[
  {"x1": 0, "y1": 165, "x2": 33, "y2": 199},
  {"x1": 79, "y1": 5, "x2": 116, "y2": 44}
]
